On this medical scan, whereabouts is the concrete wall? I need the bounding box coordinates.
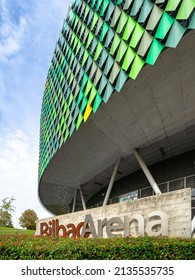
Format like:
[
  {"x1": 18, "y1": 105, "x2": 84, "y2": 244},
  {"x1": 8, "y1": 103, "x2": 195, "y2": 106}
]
[{"x1": 36, "y1": 188, "x2": 192, "y2": 238}]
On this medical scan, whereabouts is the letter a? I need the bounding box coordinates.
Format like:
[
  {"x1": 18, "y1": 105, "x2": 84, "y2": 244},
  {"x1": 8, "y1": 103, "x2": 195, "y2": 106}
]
[
  {"x1": 81, "y1": 214, "x2": 97, "y2": 238},
  {"x1": 145, "y1": 211, "x2": 168, "y2": 237}
]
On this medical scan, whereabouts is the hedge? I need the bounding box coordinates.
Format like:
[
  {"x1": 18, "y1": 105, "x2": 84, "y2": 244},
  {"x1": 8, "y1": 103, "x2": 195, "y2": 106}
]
[{"x1": 0, "y1": 235, "x2": 195, "y2": 260}]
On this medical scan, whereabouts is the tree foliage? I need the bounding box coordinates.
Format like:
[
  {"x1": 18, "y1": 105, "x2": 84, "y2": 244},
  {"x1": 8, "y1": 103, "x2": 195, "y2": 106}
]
[
  {"x1": 19, "y1": 209, "x2": 38, "y2": 230},
  {"x1": 0, "y1": 197, "x2": 15, "y2": 228}
]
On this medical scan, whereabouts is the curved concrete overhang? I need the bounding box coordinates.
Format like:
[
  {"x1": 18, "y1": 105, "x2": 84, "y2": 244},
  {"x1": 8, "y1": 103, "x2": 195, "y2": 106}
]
[{"x1": 39, "y1": 30, "x2": 195, "y2": 215}]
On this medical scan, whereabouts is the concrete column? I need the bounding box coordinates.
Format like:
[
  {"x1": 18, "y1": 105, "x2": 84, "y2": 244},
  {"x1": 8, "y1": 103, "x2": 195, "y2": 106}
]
[
  {"x1": 133, "y1": 148, "x2": 161, "y2": 195},
  {"x1": 103, "y1": 157, "x2": 121, "y2": 206},
  {"x1": 80, "y1": 186, "x2": 86, "y2": 210},
  {"x1": 72, "y1": 189, "x2": 77, "y2": 213}
]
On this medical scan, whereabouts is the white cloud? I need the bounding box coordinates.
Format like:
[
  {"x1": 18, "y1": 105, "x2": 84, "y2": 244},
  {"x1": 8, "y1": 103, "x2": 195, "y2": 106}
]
[
  {"x1": 0, "y1": 0, "x2": 73, "y2": 228},
  {"x1": 0, "y1": 0, "x2": 29, "y2": 61},
  {"x1": 0, "y1": 129, "x2": 51, "y2": 228}
]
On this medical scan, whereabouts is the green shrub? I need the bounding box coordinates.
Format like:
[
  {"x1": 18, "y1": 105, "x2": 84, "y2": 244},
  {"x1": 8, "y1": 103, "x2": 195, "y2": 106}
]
[{"x1": 0, "y1": 235, "x2": 195, "y2": 260}]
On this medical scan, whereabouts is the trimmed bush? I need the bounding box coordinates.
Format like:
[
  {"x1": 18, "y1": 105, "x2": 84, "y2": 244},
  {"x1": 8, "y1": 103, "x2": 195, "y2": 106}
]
[{"x1": 0, "y1": 235, "x2": 195, "y2": 260}]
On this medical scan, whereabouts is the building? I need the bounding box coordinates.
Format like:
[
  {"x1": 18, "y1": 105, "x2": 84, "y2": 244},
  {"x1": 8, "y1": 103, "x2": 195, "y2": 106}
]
[{"x1": 37, "y1": 0, "x2": 195, "y2": 237}]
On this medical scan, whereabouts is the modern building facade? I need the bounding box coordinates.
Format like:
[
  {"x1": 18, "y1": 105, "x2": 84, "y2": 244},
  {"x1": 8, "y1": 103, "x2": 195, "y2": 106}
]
[{"x1": 38, "y1": 0, "x2": 195, "y2": 229}]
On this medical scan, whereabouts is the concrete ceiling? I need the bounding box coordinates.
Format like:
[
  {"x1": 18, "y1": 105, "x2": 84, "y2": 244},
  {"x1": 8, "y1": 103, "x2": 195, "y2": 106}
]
[{"x1": 39, "y1": 30, "x2": 195, "y2": 215}]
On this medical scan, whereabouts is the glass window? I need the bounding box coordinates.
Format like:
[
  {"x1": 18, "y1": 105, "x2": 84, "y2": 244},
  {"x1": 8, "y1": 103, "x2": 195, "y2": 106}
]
[{"x1": 119, "y1": 190, "x2": 138, "y2": 203}]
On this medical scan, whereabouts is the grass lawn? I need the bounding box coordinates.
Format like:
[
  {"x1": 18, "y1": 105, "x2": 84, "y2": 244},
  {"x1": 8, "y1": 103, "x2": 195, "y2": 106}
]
[{"x1": 0, "y1": 226, "x2": 35, "y2": 235}]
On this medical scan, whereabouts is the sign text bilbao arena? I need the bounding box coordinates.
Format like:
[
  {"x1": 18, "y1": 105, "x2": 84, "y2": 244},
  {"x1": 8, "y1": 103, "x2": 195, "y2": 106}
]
[{"x1": 38, "y1": 211, "x2": 168, "y2": 238}]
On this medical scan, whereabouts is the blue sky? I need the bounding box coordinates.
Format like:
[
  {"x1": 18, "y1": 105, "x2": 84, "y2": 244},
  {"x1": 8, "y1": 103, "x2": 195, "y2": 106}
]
[{"x1": 0, "y1": 0, "x2": 73, "y2": 227}]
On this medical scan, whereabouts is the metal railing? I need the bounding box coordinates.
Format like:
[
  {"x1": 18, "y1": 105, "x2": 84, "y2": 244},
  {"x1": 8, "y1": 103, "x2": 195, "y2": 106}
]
[{"x1": 91, "y1": 174, "x2": 195, "y2": 212}]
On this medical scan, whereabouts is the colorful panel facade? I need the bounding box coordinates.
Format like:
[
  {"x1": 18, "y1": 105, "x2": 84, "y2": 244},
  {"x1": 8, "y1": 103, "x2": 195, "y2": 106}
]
[{"x1": 39, "y1": 0, "x2": 195, "y2": 180}]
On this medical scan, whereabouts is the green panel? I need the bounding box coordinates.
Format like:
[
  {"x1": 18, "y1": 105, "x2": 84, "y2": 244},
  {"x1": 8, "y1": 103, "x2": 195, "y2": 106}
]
[
  {"x1": 68, "y1": 92, "x2": 74, "y2": 107},
  {"x1": 94, "y1": 42, "x2": 104, "y2": 61},
  {"x1": 146, "y1": 5, "x2": 163, "y2": 30},
  {"x1": 176, "y1": 0, "x2": 195, "y2": 20},
  {"x1": 73, "y1": 36, "x2": 78, "y2": 51},
  {"x1": 86, "y1": 10, "x2": 93, "y2": 26},
  {"x1": 78, "y1": 45, "x2": 85, "y2": 62},
  {"x1": 64, "y1": 129, "x2": 69, "y2": 142},
  {"x1": 103, "y1": 82, "x2": 114, "y2": 103},
  {"x1": 98, "y1": 74, "x2": 108, "y2": 94},
  {"x1": 75, "y1": 40, "x2": 82, "y2": 55},
  {"x1": 110, "y1": 33, "x2": 121, "y2": 55},
  {"x1": 100, "y1": 0, "x2": 110, "y2": 17},
  {"x1": 80, "y1": 2, "x2": 86, "y2": 16},
  {"x1": 74, "y1": 0, "x2": 80, "y2": 8},
  {"x1": 81, "y1": 72, "x2": 88, "y2": 90},
  {"x1": 116, "y1": 40, "x2": 128, "y2": 62},
  {"x1": 110, "y1": 6, "x2": 121, "y2": 28},
  {"x1": 105, "y1": 1, "x2": 115, "y2": 21},
  {"x1": 93, "y1": 67, "x2": 102, "y2": 86},
  {"x1": 73, "y1": 15, "x2": 79, "y2": 30},
  {"x1": 122, "y1": 17, "x2": 136, "y2": 41},
  {"x1": 146, "y1": 39, "x2": 164, "y2": 65},
  {"x1": 90, "y1": 12, "x2": 99, "y2": 31},
  {"x1": 165, "y1": 0, "x2": 182, "y2": 11},
  {"x1": 80, "y1": 24, "x2": 85, "y2": 39},
  {"x1": 129, "y1": 23, "x2": 145, "y2": 48},
  {"x1": 130, "y1": 0, "x2": 144, "y2": 16},
  {"x1": 155, "y1": 0, "x2": 166, "y2": 3},
  {"x1": 95, "y1": 17, "x2": 103, "y2": 35},
  {"x1": 93, "y1": 93, "x2": 102, "y2": 113},
  {"x1": 69, "y1": 121, "x2": 75, "y2": 136},
  {"x1": 85, "y1": 56, "x2": 93, "y2": 72},
  {"x1": 91, "y1": 0, "x2": 96, "y2": 8},
  {"x1": 88, "y1": 86, "x2": 97, "y2": 104},
  {"x1": 75, "y1": 63, "x2": 81, "y2": 77},
  {"x1": 84, "y1": 4, "x2": 90, "y2": 20},
  {"x1": 99, "y1": 48, "x2": 109, "y2": 67},
  {"x1": 82, "y1": 49, "x2": 89, "y2": 66},
  {"x1": 78, "y1": 68, "x2": 84, "y2": 83},
  {"x1": 115, "y1": 70, "x2": 128, "y2": 92},
  {"x1": 100, "y1": 22, "x2": 109, "y2": 42},
  {"x1": 84, "y1": 79, "x2": 93, "y2": 97},
  {"x1": 104, "y1": 28, "x2": 114, "y2": 48},
  {"x1": 73, "y1": 106, "x2": 79, "y2": 120},
  {"x1": 67, "y1": 114, "x2": 73, "y2": 127},
  {"x1": 109, "y1": 62, "x2": 120, "y2": 84},
  {"x1": 95, "y1": 0, "x2": 103, "y2": 11},
  {"x1": 116, "y1": 11, "x2": 128, "y2": 34},
  {"x1": 123, "y1": 0, "x2": 134, "y2": 10},
  {"x1": 129, "y1": 55, "x2": 145, "y2": 80},
  {"x1": 86, "y1": 31, "x2": 94, "y2": 49},
  {"x1": 165, "y1": 20, "x2": 186, "y2": 48},
  {"x1": 76, "y1": 113, "x2": 83, "y2": 130},
  {"x1": 89, "y1": 61, "x2": 98, "y2": 79},
  {"x1": 104, "y1": 55, "x2": 115, "y2": 75},
  {"x1": 68, "y1": 9, "x2": 75, "y2": 23},
  {"x1": 138, "y1": 0, "x2": 154, "y2": 23},
  {"x1": 155, "y1": 12, "x2": 174, "y2": 39},
  {"x1": 91, "y1": 37, "x2": 98, "y2": 54},
  {"x1": 80, "y1": 96, "x2": 88, "y2": 112},
  {"x1": 83, "y1": 27, "x2": 90, "y2": 43},
  {"x1": 189, "y1": 11, "x2": 195, "y2": 29},
  {"x1": 75, "y1": 84, "x2": 80, "y2": 96}
]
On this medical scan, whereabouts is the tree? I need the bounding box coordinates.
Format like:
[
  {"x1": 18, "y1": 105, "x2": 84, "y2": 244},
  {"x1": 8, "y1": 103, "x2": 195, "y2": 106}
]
[
  {"x1": 0, "y1": 197, "x2": 15, "y2": 228},
  {"x1": 19, "y1": 209, "x2": 38, "y2": 230}
]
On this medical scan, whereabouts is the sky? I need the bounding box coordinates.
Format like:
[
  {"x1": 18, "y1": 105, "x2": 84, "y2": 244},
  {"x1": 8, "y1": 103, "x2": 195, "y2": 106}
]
[{"x1": 0, "y1": 0, "x2": 73, "y2": 228}]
